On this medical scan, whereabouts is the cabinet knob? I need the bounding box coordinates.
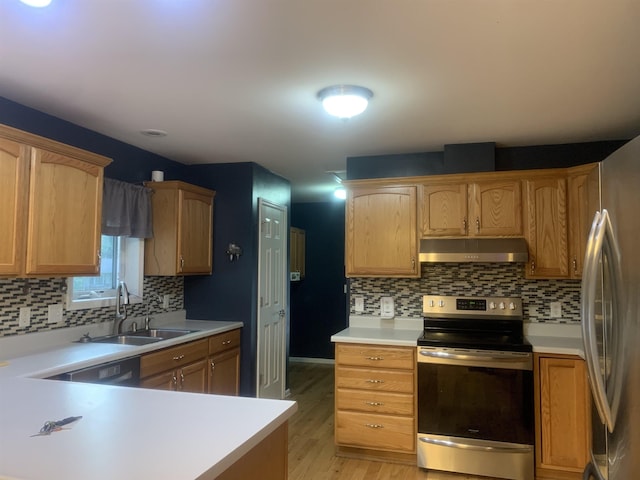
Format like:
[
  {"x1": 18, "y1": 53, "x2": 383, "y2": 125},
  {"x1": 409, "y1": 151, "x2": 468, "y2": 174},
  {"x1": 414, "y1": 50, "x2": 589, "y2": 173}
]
[
  {"x1": 463, "y1": 218, "x2": 467, "y2": 233},
  {"x1": 172, "y1": 374, "x2": 177, "y2": 389},
  {"x1": 365, "y1": 401, "x2": 384, "y2": 407},
  {"x1": 573, "y1": 257, "x2": 578, "y2": 274},
  {"x1": 211, "y1": 360, "x2": 215, "y2": 372},
  {"x1": 476, "y1": 217, "x2": 480, "y2": 234},
  {"x1": 172, "y1": 354, "x2": 185, "y2": 361},
  {"x1": 179, "y1": 371, "x2": 185, "y2": 390},
  {"x1": 364, "y1": 423, "x2": 384, "y2": 429},
  {"x1": 530, "y1": 260, "x2": 536, "y2": 274},
  {"x1": 366, "y1": 379, "x2": 385, "y2": 384},
  {"x1": 179, "y1": 256, "x2": 185, "y2": 272}
]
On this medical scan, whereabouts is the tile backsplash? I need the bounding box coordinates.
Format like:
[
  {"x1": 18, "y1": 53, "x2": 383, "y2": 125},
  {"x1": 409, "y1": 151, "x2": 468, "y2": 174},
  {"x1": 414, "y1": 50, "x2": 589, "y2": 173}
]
[
  {"x1": 349, "y1": 263, "x2": 581, "y2": 323},
  {"x1": 0, "y1": 276, "x2": 184, "y2": 337}
]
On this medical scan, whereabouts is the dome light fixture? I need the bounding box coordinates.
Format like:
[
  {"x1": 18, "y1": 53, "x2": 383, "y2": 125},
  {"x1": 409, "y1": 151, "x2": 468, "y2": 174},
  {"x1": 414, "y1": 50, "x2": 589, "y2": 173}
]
[
  {"x1": 317, "y1": 85, "x2": 373, "y2": 119},
  {"x1": 20, "y1": 0, "x2": 52, "y2": 6}
]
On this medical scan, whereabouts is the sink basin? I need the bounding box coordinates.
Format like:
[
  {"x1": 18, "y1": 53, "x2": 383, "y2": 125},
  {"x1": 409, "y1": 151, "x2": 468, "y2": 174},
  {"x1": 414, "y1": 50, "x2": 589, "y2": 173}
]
[
  {"x1": 91, "y1": 335, "x2": 164, "y2": 346},
  {"x1": 134, "y1": 328, "x2": 198, "y2": 339}
]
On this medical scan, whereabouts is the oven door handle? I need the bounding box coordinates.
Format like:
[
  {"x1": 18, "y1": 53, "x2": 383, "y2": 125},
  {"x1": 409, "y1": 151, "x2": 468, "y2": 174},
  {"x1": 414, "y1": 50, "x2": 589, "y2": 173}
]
[
  {"x1": 419, "y1": 436, "x2": 533, "y2": 454},
  {"x1": 418, "y1": 349, "x2": 532, "y2": 370}
]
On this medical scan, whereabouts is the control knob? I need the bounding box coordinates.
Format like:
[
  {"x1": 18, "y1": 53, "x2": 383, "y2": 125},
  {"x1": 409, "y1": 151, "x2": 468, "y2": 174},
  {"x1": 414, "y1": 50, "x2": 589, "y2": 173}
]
[
  {"x1": 499, "y1": 302, "x2": 505, "y2": 309},
  {"x1": 489, "y1": 302, "x2": 496, "y2": 310}
]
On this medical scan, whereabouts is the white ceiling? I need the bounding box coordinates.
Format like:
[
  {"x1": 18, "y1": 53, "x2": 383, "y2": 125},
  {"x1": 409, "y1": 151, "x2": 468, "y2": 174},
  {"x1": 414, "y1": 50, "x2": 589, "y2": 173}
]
[{"x1": 1, "y1": 0, "x2": 639, "y2": 202}]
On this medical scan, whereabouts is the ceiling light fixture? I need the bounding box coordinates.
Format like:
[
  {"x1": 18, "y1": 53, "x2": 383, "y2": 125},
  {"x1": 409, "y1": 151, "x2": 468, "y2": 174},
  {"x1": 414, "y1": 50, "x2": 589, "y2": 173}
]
[
  {"x1": 19, "y1": 0, "x2": 52, "y2": 7},
  {"x1": 334, "y1": 187, "x2": 347, "y2": 200},
  {"x1": 317, "y1": 85, "x2": 373, "y2": 119}
]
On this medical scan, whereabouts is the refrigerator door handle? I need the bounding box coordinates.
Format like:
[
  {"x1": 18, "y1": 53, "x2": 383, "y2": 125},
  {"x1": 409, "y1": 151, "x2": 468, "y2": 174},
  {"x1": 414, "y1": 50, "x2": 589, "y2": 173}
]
[
  {"x1": 581, "y1": 209, "x2": 623, "y2": 433},
  {"x1": 582, "y1": 461, "x2": 605, "y2": 480}
]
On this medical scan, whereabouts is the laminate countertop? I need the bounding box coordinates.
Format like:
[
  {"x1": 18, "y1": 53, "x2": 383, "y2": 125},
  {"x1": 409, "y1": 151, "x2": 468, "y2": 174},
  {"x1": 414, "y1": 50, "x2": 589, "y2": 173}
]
[
  {"x1": 331, "y1": 315, "x2": 584, "y2": 357},
  {"x1": 0, "y1": 314, "x2": 297, "y2": 480}
]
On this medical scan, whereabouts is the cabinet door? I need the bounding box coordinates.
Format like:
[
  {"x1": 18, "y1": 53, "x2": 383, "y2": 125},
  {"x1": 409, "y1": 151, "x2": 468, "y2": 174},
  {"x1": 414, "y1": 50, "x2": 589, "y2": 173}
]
[
  {"x1": 0, "y1": 138, "x2": 28, "y2": 275},
  {"x1": 470, "y1": 180, "x2": 522, "y2": 236},
  {"x1": 346, "y1": 185, "x2": 418, "y2": 277},
  {"x1": 535, "y1": 355, "x2": 590, "y2": 476},
  {"x1": 568, "y1": 165, "x2": 599, "y2": 279},
  {"x1": 140, "y1": 370, "x2": 177, "y2": 391},
  {"x1": 524, "y1": 177, "x2": 569, "y2": 278},
  {"x1": 208, "y1": 348, "x2": 240, "y2": 396},
  {"x1": 179, "y1": 189, "x2": 213, "y2": 274},
  {"x1": 420, "y1": 183, "x2": 467, "y2": 236},
  {"x1": 180, "y1": 359, "x2": 208, "y2": 393},
  {"x1": 26, "y1": 147, "x2": 103, "y2": 275}
]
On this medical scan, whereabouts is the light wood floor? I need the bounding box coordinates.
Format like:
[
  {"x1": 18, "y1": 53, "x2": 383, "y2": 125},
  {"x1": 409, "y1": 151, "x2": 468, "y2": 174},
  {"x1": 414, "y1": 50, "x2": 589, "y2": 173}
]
[{"x1": 286, "y1": 361, "x2": 495, "y2": 480}]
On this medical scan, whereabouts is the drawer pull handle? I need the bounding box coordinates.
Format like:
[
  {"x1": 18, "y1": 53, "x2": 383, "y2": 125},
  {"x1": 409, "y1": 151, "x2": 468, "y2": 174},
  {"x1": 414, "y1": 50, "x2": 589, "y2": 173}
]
[
  {"x1": 365, "y1": 423, "x2": 384, "y2": 429},
  {"x1": 365, "y1": 356, "x2": 384, "y2": 361},
  {"x1": 365, "y1": 401, "x2": 384, "y2": 406},
  {"x1": 222, "y1": 340, "x2": 231, "y2": 345},
  {"x1": 366, "y1": 379, "x2": 385, "y2": 384},
  {"x1": 172, "y1": 354, "x2": 185, "y2": 361}
]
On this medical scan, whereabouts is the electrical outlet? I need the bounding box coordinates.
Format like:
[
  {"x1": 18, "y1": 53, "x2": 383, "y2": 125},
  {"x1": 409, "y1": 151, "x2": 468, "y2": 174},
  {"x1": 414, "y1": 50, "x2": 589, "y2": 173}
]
[
  {"x1": 19, "y1": 307, "x2": 30, "y2": 327},
  {"x1": 550, "y1": 302, "x2": 562, "y2": 318},
  {"x1": 354, "y1": 297, "x2": 364, "y2": 313},
  {"x1": 162, "y1": 295, "x2": 170, "y2": 309},
  {"x1": 380, "y1": 296, "x2": 395, "y2": 318},
  {"x1": 48, "y1": 304, "x2": 63, "y2": 324}
]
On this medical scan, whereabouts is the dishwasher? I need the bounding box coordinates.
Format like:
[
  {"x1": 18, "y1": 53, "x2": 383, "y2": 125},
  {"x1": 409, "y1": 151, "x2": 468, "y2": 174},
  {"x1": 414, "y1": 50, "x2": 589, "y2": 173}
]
[{"x1": 60, "y1": 356, "x2": 140, "y2": 386}]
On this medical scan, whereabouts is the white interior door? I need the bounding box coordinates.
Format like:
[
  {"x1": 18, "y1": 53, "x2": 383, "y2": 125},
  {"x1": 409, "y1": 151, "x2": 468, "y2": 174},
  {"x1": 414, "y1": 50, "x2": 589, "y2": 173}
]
[{"x1": 257, "y1": 198, "x2": 287, "y2": 399}]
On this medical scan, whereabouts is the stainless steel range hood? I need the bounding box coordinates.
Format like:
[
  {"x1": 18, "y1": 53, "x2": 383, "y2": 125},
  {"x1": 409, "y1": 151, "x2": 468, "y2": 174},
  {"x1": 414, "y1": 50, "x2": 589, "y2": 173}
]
[{"x1": 419, "y1": 238, "x2": 529, "y2": 263}]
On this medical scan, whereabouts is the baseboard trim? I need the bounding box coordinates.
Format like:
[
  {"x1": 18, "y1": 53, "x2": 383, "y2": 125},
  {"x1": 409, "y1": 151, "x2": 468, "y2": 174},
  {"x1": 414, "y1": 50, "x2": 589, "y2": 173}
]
[{"x1": 289, "y1": 356, "x2": 335, "y2": 365}]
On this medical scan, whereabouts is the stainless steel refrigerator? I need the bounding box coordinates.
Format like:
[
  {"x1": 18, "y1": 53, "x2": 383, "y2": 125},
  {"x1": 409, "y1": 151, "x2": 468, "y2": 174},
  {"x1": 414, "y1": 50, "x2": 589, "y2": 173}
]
[{"x1": 581, "y1": 134, "x2": 640, "y2": 480}]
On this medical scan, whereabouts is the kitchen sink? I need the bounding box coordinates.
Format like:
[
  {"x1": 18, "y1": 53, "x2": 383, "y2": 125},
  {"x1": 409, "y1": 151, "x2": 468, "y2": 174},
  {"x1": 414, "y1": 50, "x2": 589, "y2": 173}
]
[
  {"x1": 134, "y1": 328, "x2": 198, "y2": 339},
  {"x1": 91, "y1": 335, "x2": 164, "y2": 346}
]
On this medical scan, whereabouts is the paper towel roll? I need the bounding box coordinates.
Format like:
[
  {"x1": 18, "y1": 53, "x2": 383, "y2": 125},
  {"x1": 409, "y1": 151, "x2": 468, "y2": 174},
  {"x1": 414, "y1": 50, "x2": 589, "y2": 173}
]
[{"x1": 151, "y1": 170, "x2": 164, "y2": 182}]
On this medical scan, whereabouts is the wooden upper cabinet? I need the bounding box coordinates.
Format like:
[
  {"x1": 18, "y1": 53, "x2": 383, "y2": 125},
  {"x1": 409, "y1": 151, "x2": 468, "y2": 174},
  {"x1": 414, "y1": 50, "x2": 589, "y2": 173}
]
[
  {"x1": 567, "y1": 164, "x2": 600, "y2": 279},
  {"x1": 421, "y1": 183, "x2": 467, "y2": 236},
  {"x1": 420, "y1": 178, "x2": 522, "y2": 237},
  {"x1": 0, "y1": 124, "x2": 111, "y2": 277},
  {"x1": 346, "y1": 184, "x2": 418, "y2": 277},
  {"x1": 471, "y1": 180, "x2": 522, "y2": 236},
  {"x1": 524, "y1": 175, "x2": 569, "y2": 278},
  {"x1": 26, "y1": 148, "x2": 105, "y2": 275},
  {"x1": 144, "y1": 181, "x2": 215, "y2": 276},
  {"x1": 0, "y1": 138, "x2": 28, "y2": 275}
]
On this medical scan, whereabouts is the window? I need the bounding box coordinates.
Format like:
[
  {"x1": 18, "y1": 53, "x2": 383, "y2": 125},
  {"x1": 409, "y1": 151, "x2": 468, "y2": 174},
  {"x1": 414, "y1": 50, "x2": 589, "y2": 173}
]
[{"x1": 66, "y1": 235, "x2": 144, "y2": 310}]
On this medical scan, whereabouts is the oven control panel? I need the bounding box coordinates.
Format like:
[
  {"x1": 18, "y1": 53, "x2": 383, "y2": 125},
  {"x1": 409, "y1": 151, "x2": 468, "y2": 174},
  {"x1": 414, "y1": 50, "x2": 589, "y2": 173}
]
[{"x1": 423, "y1": 295, "x2": 522, "y2": 317}]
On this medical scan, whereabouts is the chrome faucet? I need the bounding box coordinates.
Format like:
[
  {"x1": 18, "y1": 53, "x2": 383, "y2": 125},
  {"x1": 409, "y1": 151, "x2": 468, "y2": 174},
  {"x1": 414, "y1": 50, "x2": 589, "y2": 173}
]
[{"x1": 113, "y1": 281, "x2": 131, "y2": 334}]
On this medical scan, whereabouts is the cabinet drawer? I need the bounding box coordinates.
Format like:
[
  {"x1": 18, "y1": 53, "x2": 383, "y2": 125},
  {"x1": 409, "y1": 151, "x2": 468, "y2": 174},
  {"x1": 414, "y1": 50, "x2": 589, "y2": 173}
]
[
  {"x1": 335, "y1": 411, "x2": 415, "y2": 453},
  {"x1": 336, "y1": 344, "x2": 415, "y2": 370},
  {"x1": 336, "y1": 388, "x2": 414, "y2": 416},
  {"x1": 141, "y1": 339, "x2": 208, "y2": 378},
  {"x1": 209, "y1": 329, "x2": 241, "y2": 355},
  {"x1": 336, "y1": 366, "x2": 414, "y2": 393}
]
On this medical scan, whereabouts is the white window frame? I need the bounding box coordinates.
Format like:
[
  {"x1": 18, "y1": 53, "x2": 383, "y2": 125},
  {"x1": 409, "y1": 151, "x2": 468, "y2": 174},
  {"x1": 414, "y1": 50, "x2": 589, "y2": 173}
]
[{"x1": 66, "y1": 236, "x2": 145, "y2": 311}]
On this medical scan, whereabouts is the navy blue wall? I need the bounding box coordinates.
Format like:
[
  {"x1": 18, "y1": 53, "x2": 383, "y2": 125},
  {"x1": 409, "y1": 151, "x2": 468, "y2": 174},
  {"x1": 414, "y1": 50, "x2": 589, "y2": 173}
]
[
  {"x1": 347, "y1": 140, "x2": 628, "y2": 180},
  {"x1": 290, "y1": 201, "x2": 346, "y2": 359},
  {"x1": 0, "y1": 97, "x2": 186, "y2": 182},
  {"x1": 183, "y1": 162, "x2": 291, "y2": 396}
]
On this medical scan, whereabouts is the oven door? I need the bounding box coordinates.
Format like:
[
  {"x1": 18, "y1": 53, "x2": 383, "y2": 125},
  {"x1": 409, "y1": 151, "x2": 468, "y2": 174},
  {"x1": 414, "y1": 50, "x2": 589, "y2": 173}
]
[{"x1": 417, "y1": 346, "x2": 534, "y2": 480}]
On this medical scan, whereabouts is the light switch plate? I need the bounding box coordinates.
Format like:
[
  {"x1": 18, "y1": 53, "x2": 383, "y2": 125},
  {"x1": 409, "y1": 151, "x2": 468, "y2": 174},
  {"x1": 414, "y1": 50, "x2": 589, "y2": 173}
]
[
  {"x1": 550, "y1": 302, "x2": 562, "y2": 318},
  {"x1": 19, "y1": 307, "x2": 30, "y2": 327},
  {"x1": 48, "y1": 304, "x2": 63, "y2": 324},
  {"x1": 380, "y1": 296, "x2": 394, "y2": 319},
  {"x1": 162, "y1": 295, "x2": 170, "y2": 309},
  {"x1": 354, "y1": 296, "x2": 364, "y2": 313}
]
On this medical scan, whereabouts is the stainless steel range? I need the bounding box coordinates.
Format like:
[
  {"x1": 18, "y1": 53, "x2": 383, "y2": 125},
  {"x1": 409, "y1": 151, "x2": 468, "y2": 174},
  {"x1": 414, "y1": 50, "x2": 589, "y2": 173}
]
[{"x1": 416, "y1": 295, "x2": 534, "y2": 480}]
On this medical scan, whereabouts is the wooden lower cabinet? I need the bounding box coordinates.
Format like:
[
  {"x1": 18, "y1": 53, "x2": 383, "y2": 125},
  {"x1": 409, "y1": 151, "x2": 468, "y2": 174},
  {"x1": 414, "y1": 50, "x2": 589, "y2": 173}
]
[
  {"x1": 139, "y1": 329, "x2": 242, "y2": 396},
  {"x1": 534, "y1": 353, "x2": 591, "y2": 480},
  {"x1": 216, "y1": 422, "x2": 288, "y2": 480},
  {"x1": 208, "y1": 328, "x2": 241, "y2": 396},
  {"x1": 140, "y1": 339, "x2": 209, "y2": 393},
  {"x1": 334, "y1": 343, "x2": 416, "y2": 462}
]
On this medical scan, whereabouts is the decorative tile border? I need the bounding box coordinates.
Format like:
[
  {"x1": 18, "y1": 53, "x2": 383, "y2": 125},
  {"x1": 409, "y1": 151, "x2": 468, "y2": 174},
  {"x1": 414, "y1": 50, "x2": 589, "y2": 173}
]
[
  {"x1": 349, "y1": 263, "x2": 581, "y2": 323},
  {"x1": 0, "y1": 276, "x2": 184, "y2": 337}
]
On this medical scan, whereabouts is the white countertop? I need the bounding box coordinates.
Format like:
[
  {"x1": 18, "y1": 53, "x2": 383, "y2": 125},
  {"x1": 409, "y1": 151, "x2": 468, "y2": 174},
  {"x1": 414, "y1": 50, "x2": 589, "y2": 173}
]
[
  {"x1": 0, "y1": 314, "x2": 297, "y2": 480},
  {"x1": 330, "y1": 315, "x2": 423, "y2": 347},
  {"x1": 331, "y1": 315, "x2": 584, "y2": 357}
]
